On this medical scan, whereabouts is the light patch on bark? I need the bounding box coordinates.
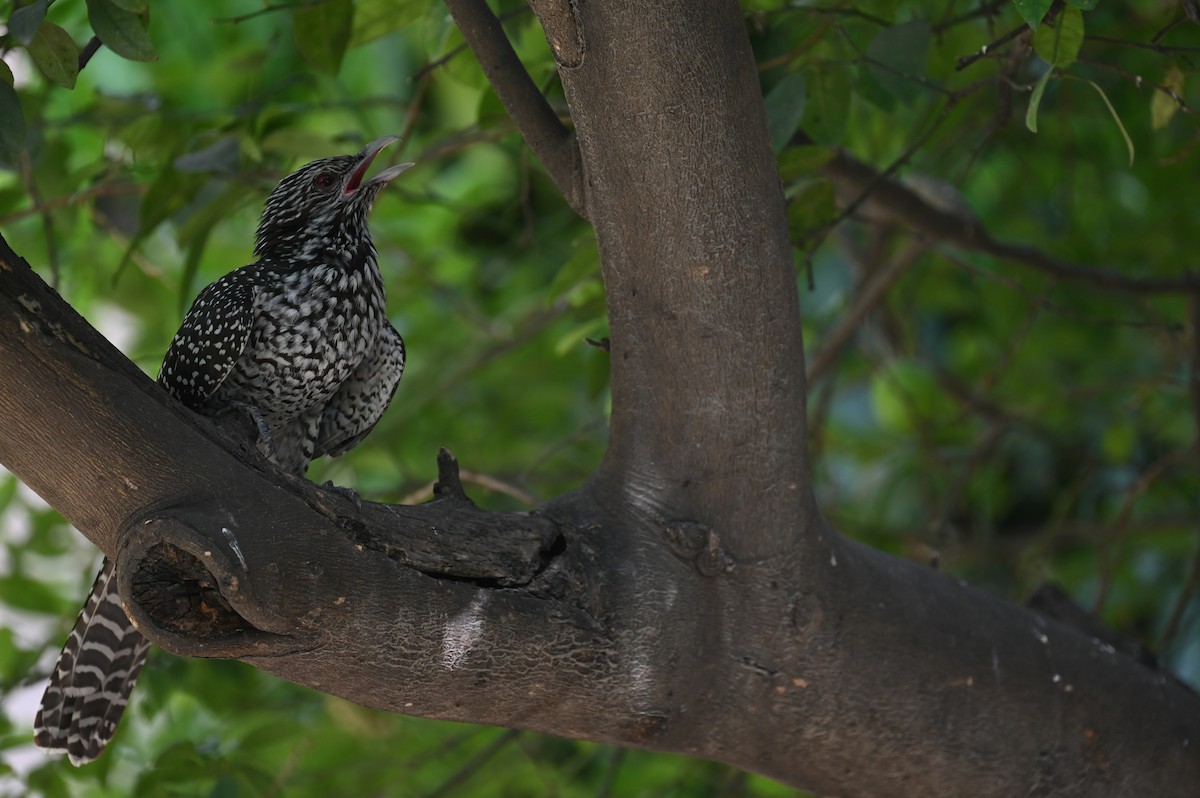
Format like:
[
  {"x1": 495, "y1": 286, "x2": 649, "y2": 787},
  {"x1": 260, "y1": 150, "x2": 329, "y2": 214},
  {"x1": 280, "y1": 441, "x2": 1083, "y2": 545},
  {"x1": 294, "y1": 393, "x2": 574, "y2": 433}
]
[
  {"x1": 441, "y1": 590, "x2": 487, "y2": 670},
  {"x1": 220, "y1": 527, "x2": 247, "y2": 571}
]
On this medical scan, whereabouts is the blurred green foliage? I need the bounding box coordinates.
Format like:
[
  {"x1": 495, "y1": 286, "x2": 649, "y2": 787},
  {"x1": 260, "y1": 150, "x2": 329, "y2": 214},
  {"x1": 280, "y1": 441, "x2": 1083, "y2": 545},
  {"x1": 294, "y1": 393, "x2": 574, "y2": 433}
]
[{"x1": 0, "y1": 0, "x2": 1198, "y2": 795}]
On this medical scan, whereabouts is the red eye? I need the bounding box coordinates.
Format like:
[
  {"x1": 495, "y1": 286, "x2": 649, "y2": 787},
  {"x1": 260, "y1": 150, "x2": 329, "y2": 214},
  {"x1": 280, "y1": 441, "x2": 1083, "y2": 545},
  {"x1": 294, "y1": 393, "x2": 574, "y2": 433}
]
[{"x1": 313, "y1": 172, "x2": 337, "y2": 191}]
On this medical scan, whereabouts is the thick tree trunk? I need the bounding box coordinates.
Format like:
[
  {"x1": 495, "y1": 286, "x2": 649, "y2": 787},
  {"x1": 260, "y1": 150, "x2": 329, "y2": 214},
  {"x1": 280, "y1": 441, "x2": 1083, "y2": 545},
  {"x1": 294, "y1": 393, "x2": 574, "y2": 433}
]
[{"x1": 1, "y1": 2, "x2": 1199, "y2": 796}]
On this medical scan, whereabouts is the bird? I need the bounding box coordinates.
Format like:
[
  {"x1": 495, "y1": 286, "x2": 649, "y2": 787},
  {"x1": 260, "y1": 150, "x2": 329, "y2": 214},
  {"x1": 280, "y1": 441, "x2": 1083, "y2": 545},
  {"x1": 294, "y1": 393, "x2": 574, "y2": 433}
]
[{"x1": 34, "y1": 135, "x2": 412, "y2": 765}]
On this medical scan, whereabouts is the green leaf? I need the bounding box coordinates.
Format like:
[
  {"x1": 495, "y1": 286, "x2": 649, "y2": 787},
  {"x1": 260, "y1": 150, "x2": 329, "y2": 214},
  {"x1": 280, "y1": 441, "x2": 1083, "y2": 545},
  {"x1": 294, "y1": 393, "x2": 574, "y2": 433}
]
[
  {"x1": 1064, "y1": 0, "x2": 1098, "y2": 8},
  {"x1": 85, "y1": 0, "x2": 157, "y2": 61},
  {"x1": 802, "y1": 65, "x2": 851, "y2": 145},
  {"x1": 764, "y1": 70, "x2": 806, "y2": 153},
  {"x1": 1012, "y1": 0, "x2": 1054, "y2": 29},
  {"x1": 546, "y1": 234, "x2": 600, "y2": 305},
  {"x1": 1152, "y1": 64, "x2": 1184, "y2": 130},
  {"x1": 786, "y1": 179, "x2": 836, "y2": 240},
  {"x1": 0, "y1": 574, "x2": 72, "y2": 613},
  {"x1": 554, "y1": 317, "x2": 608, "y2": 357},
  {"x1": 777, "y1": 145, "x2": 834, "y2": 183},
  {"x1": 1101, "y1": 422, "x2": 1135, "y2": 462},
  {"x1": 1025, "y1": 67, "x2": 1053, "y2": 132},
  {"x1": 109, "y1": 0, "x2": 148, "y2": 12},
  {"x1": 27, "y1": 22, "x2": 80, "y2": 89},
  {"x1": 0, "y1": 81, "x2": 25, "y2": 164},
  {"x1": 1033, "y1": 6, "x2": 1084, "y2": 68},
  {"x1": 349, "y1": 0, "x2": 424, "y2": 47},
  {"x1": 865, "y1": 21, "x2": 932, "y2": 104},
  {"x1": 8, "y1": 0, "x2": 49, "y2": 46},
  {"x1": 871, "y1": 361, "x2": 958, "y2": 434},
  {"x1": 293, "y1": 0, "x2": 354, "y2": 75},
  {"x1": 1084, "y1": 78, "x2": 1134, "y2": 166}
]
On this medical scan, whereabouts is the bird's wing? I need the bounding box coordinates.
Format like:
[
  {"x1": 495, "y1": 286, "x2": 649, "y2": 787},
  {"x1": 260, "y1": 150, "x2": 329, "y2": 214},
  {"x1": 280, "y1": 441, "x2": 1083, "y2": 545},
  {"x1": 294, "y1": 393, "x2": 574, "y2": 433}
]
[
  {"x1": 313, "y1": 322, "x2": 406, "y2": 459},
  {"x1": 157, "y1": 274, "x2": 257, "y2": 410}
]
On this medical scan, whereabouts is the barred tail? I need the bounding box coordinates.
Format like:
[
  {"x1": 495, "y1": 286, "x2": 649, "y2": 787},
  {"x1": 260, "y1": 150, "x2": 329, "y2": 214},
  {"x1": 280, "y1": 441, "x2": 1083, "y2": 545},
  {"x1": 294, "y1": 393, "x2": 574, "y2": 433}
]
[{"x1": 34, "y1": 558, "x2": 151, "y2": 765}]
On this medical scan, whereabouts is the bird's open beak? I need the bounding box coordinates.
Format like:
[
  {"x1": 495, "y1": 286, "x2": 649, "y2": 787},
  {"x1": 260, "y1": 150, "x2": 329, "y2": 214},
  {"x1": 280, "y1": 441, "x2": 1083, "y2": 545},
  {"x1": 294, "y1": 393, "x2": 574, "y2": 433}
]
[{"x1": 344, "y1": 135, "x2": 414, "y2": 197}]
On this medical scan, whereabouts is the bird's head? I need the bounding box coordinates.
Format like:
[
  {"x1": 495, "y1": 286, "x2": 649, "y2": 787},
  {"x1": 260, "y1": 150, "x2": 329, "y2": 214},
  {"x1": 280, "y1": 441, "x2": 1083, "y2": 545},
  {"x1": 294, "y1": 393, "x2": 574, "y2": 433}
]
[{"x1": 254, "y1": 135, "x2": 412, "y2": 259}]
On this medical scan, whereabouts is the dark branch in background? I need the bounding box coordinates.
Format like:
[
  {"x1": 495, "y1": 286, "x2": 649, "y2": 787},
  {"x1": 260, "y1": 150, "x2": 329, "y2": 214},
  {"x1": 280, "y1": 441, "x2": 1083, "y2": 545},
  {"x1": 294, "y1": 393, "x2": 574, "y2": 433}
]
[
  {"x1": 212, "y1": 4, "x2": 296, "y2": 25},
  {"x1": 955, "y1": 24, "x2": 1028, "y2": 71},
  {"x1": 411, "y1": 7, "x2": 530, "y2": 81},
  {"x1": 1087, "y1": 33, "x2": 1200, "y2": 55},
  {"x1": 1079, "y1": 56, "x2": 1199, "y2": 118},
  {"x1": 17, "y1": 154, "x2": 59, "y2": 287},
  {"x1": 77, "y1": 36, "x2": 103, "y2": 72},
  {"x1": 804, "y1": 135, "x2": 1200, "y2": 293},
  {"x1": 425, "y1": 729, "x2": 520, "y2": 798},
  {"x1": 1161, "y1": 293, "x2": 1200, "y2": 650},
  {"x1": 806, "y1": 239, "x2": 925, "y2": 383},
  {"x1": 442, "y1": 0, "x2": 586, "y2": 217},
  {"x1": 932, "y1": 0, "x2": 1006, "y2": 34},
  {"x1": 791, "y1": 92, "x2": 974, "y2": 258}
]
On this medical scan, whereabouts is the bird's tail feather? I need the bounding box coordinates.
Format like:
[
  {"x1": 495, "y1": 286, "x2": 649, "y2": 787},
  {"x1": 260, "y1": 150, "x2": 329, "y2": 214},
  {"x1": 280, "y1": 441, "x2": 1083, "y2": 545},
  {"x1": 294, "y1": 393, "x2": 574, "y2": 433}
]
[{"x1": 34, "y1": 558, "x2": 151, "y2": 766}]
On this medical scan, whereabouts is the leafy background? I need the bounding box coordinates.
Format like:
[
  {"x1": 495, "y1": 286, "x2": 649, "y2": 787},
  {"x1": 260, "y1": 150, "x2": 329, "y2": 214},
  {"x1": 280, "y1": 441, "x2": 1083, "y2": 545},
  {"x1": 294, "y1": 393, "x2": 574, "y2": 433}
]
[{"x1": 1, "y1": 0, "x2": 1198, "y2": 795}]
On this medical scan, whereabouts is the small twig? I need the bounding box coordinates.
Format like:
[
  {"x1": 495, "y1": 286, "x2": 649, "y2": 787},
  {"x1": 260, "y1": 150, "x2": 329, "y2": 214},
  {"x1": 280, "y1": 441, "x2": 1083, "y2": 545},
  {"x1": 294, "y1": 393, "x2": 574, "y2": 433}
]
[
  {"x1": 422, "y1": 729, "x2": 520, "y2": 798},
  {"x1": 402, "y1": 469, "x2": 537, "y2": 507},
  {"x1": 1092, "y1": 449, "x2": 1191, "y2": 613},
  {"x1": 518, "y1": 415, "x2": 607, "y2": 484},
  {"x1": 923, "y1": 421, "x2": 1007, "y2": 543},
  {"x1": 212, "y1": 3, "x2": 297, "y2": 25},
  {"x1": 594, "y1": 747, "x2": 625, "y2": 798},
  {"x1": 1086, "y1": 33, "x2": 1200, "y2": 55},
  {"x1": 807, "y1": 239, "x2": 926, "y2": 384},
  {"x1": 1159, "y1": 293, "x2": 1200, "y2": 649},
  {"x1": 940, "y1": 250, "x2": 1182, "y2": 330},
  {"x1": 794, "y1": 87, "x2": 980, "y2": 259},
  {"x1": 0, "y1": 181, "x2": 141, "y2": 226},
  {"x1": 411, "y1": 6, "x2": 531, "y2": 81},
  {"x1": 804, "y1": 5, "x2": 890, "y2": 27},
  {"x1": 1159, "y1": 534, "x2": 1200, "y2": 651},
  {"x1": 835, "y1": 25, "x2": 953, "y2": 98},
  {"x1": 955, "y1": 25, "x2": 1027, "y2": 71},
  {"x1": 433, "y1": 447, "x2": 469, "y2": 501},
  {"x1": 77, "y1": 36, "x2": 102, "y2": 72},
  {"x1": 933, "y1": 0, "x2": 1006, "y2": 33},
  {"x1": 18, "y1": 152, "x2": 59, "y2": 288},
  {"x1": 811, "y1": 141, "x2": 1200, "y2": 294},
  {"x1": 1077, "y1": 56, "x2": 1199, "y2": 118},
  {"x1": 398, "y1": 74, "x2": 432, "y2": 171},
  {"x1": 1160, "y1": 126, "x2": 1200, "y2": 165}
]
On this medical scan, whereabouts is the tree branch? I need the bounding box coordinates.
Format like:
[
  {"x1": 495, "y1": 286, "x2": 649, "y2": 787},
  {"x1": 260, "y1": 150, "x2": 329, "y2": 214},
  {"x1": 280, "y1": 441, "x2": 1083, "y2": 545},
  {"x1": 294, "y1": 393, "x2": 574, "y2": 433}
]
[
  {"x1": 443, "y1": 0, "x2": 586, "y2": 216},
  {"x1": 0, "y1": 232, "x2": 620, "y2": 730},
  {"x1": 7, "y1": 3, "x2": 1200, "y2": 793},
  {"x1": 810, "y1": 138, "x2": 1200, "y2": 294}
]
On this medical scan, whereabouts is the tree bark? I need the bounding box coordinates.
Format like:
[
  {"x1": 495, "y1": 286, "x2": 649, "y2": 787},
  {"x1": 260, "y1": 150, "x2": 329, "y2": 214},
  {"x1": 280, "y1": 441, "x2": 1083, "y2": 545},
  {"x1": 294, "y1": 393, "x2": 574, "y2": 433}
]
[{"x1": 1, "y1": 2, "x2": 1199, "y2": 796}]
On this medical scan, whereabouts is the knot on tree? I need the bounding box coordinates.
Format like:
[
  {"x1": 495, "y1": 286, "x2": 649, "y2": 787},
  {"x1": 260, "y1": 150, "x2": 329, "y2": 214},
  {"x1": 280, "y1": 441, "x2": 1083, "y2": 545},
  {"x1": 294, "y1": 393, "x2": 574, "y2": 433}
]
[
  {"x1": 347, "y1": 448, "x2": 567, "y2": 589},
  {"x1": 129, "y1": 541, "x2": 252, "y2": 642},
  {"x1": 662, "y1": 520, "x2": 734, "y2": 577},
  {"x1": 115, "y1": 513, "x2": 301, "y2": 659},
  {"x1": 432, "y1": 446, "x2": 472, "y2": 504}
]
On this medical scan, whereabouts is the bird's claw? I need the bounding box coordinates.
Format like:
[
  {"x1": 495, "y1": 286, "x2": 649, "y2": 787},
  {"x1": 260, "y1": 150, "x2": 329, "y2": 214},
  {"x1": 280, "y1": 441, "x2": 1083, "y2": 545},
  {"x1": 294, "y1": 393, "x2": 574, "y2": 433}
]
[
  {"x1": 324, "y1": 481, "x2": 362, "y2": 509},
  {"x1": 218, "y1": 401, "x2": 277, "y2": 459}
]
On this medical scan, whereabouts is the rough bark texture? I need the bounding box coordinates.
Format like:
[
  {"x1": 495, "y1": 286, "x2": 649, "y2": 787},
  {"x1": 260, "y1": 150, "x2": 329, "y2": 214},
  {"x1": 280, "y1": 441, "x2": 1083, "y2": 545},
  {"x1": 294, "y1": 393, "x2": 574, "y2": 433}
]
[{"x1": 2, "y1": 2, "x2": 1199, "y2": 796}]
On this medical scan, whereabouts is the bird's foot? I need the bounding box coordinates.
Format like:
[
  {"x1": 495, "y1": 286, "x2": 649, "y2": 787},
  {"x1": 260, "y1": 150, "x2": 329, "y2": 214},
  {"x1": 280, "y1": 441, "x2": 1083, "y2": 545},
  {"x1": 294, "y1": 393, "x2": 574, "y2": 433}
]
[
  {"x1": 324, "y1": 481, "x2": 362, "y2": 509},
  {"x1": 218, "y1": 401, "x2": 277, "y2": 459}
]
